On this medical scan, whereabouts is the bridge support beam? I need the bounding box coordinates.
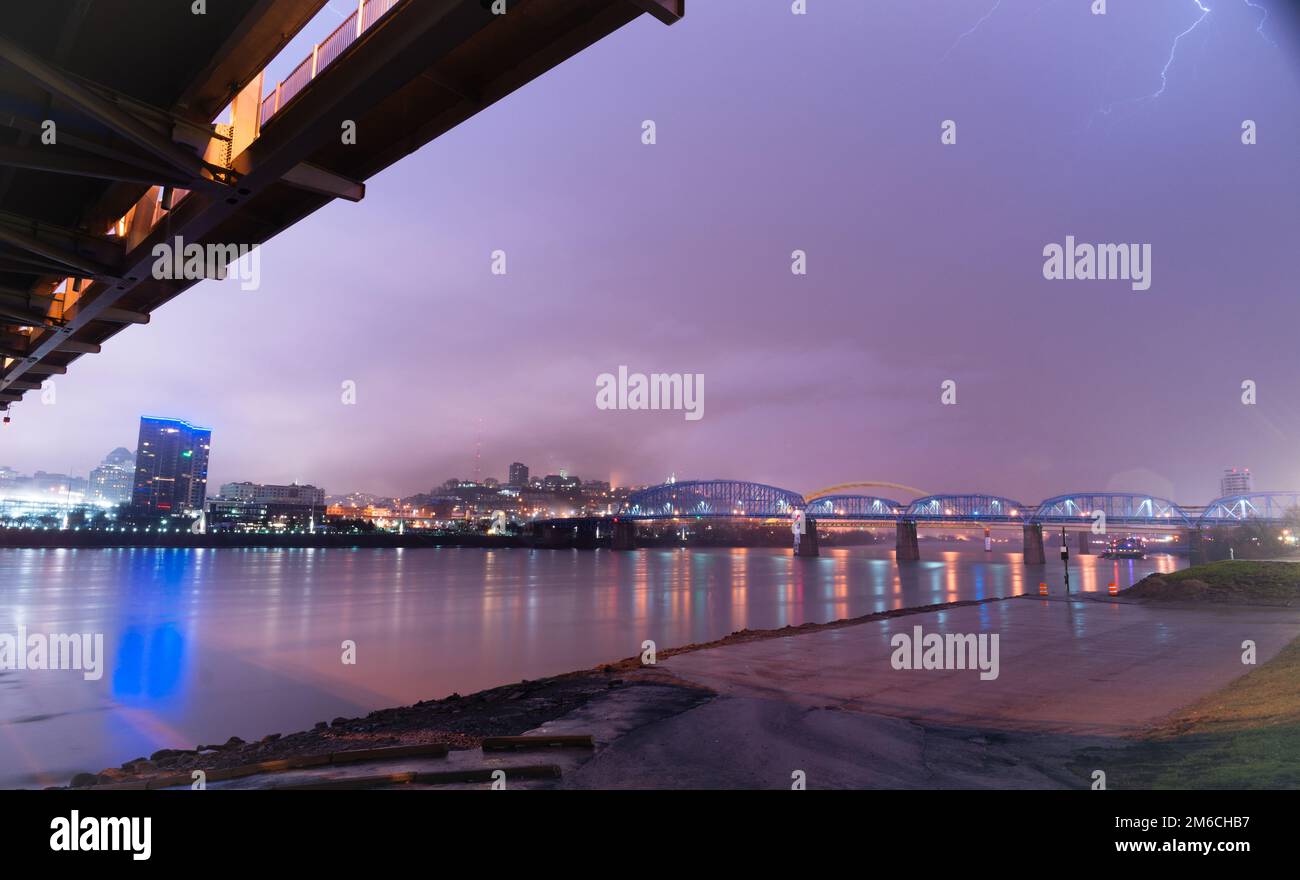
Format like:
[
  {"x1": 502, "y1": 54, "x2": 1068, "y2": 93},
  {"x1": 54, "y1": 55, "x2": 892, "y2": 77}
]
[
  {"x1": 895, "y1": 520, "x2": 919, "y2": 562},
  {"x1": 1076, "y1": 531, "x2": 1092, "y2": 555},
  {"x1": 1022, "y1": 524, "x2": 1045, "y2": 565},
  {"x1": 796, "y1": 517, "x2": 819, "y2": 557},
  {"x1": 1185, "y1": 528, "x2": 1208, "y2": 565},
  {"x1": 574, "y1": 520, "x2": 600, "y2": 550},
  {"x1": 611, "y1": 519, "x2": 637, "y2": 551},
  {"x1": 531, "y1": 522, "x2": 573, "y2": 549}
]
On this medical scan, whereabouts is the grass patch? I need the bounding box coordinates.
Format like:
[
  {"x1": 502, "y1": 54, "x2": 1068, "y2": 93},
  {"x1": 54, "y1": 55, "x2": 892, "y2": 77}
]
[
  {"x1": 1079, "y1": 635, "x2": 1300, "y2": 789},
  {"x1": 1125, "y1": 560, "x2": 1300, "y2": 604}
]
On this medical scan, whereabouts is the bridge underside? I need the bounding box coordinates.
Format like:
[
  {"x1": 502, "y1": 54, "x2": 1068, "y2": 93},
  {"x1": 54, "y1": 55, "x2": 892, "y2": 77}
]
[
  {"x1": 0, "y1": 0, "x2": 682, "y2": 406},
  {"x1": 0, "y1": 0, "x2": 326, "y2": 401}
]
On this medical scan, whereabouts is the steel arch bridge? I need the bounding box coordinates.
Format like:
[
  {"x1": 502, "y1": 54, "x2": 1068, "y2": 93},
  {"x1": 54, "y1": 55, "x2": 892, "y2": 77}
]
[
  {"x1": 1032, "y1": 493, "x2": 1192, "y2": 527},
  {"x1": 619, "y1": 481, "x2": 1300, "y2": 529},
  {"x1": 1197, "y1": 492, "x2": 1300, "y2": 526},
  {"x1": 805, "y1": 481, "x2": 929, "y2": 502},
  {"x1": 621, "y1": 480, "x2": 803, "y2": 519},
  {"x1": 804, "y1": 495, "x2": 905, "y2": 521},
  {"x1": 904, "y1": 494, "x2": 1025, "y2": 523}
]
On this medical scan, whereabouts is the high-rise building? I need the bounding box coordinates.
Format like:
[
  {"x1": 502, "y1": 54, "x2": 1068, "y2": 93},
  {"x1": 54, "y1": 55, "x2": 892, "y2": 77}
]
[
  {"x1": 542, "y1": 473, "x2": 580, "y2": 492},
  {"x1": 218, "y1": 481, "x2": 325, "y2": 506},
  {"x1": 89, "y1": 447, "x2": 136, "y2": 506},
  {"x1": 508, "y1": 462, "x2": 529, "y2": 486},
  {"x1": 131, "y1": 417, "x2": 211, "y2": 514},
  {"x1": 1220, "y1": 468, "x2": 1252, "y2": 498}
]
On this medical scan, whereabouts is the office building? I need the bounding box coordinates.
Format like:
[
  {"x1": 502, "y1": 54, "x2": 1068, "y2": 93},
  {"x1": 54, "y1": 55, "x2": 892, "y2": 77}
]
[
  {"x1": 89, "y1": 447, "x2": 136, "y2": 506},
  {"x1": 207, "y1": 481, "x2": 325, "y2": 532},
  {"x1": 218, "y1": 481, "x2": 325, "y2": 506},
  {"x1": 131, "y1": 416, "x2": 211, "y2": 514},
  {"x1": 1220, "y1": 468, "x2": 1252, "y2": 498}
]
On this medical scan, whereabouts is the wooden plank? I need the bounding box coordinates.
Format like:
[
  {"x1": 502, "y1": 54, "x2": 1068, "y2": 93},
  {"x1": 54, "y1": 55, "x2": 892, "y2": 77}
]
[
  {"x1": 330, "y1": 742, "x2": 449, "y2": 764},
  {"x1": 481, "y1": 734, "x2": 594, "y2": 751},
  {"x1": 272, "y1": 764, "x2": 561, "y2": 790}
]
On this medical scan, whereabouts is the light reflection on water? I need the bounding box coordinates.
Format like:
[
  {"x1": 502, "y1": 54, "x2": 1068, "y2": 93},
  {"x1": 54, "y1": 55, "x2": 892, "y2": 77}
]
[{"x1": 0, "y1": 544, "x2": 1181, "y2": 787}]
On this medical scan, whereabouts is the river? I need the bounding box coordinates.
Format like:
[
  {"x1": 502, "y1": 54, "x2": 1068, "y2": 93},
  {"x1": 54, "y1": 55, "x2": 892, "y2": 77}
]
[{"x1": 0, "y1": 543, "x2": 1182, "y2": 787}]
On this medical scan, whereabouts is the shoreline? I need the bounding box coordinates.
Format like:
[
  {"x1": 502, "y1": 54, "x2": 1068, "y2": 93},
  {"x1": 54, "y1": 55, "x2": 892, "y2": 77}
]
[
  {"x1": 62, "y1": 563, "x2": 1300, "y2": 790},
  {"x1": 62, "y1": 595, "x2": 1014, "y2": 789}
]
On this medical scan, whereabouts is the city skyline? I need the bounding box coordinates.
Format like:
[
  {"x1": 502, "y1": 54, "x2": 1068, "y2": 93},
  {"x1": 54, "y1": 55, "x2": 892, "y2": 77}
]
[
  {"x1": 2, "y1": 1, "x2": 1298, "y2": 503},
  {"x1": 0, "y1": 427, "x2": 1281, "y2": 510}
]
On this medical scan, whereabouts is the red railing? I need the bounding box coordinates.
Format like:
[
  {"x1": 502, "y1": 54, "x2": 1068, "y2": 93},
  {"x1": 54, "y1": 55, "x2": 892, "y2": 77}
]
[
  {"x1": 278, "y1": 55, "x2": 314, "y2": 111},
  {"x1": 315, "y1": 11, "x2": 358, "y2": 73},
  {"x1": 361, "y1": 0, "x2": 401, "y2": 32},
  {"x1": 259, "y1": 92, "x2": 277, "y2": 128},
  {"x1": 260, "y1": 0, "x2": 404, "y2": 128}
]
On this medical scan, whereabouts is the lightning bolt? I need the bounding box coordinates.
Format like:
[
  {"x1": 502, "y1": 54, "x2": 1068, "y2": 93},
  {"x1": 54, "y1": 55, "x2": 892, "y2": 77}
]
[
  {"x1": 1151, "y1": 0, "x2": 1213, "y2": 99},
  {"x1": 941, "y1": 0, "x2": 1004, "y2": 63},
  {"x1": 1090, "y1": 0, "x2": 1215, "y2": 125},
  {"x1": 943, "y1": 0, "x2": 1273, "y2": 131},
  {"x1": 1242, "y1": 0, "x2": 1277, "y2": 47}
]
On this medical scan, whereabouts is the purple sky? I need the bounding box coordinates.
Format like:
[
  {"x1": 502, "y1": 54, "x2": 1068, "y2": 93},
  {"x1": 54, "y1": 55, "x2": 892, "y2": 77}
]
[{"x1": 3, "y1": 0, "x2": 1299, "y2": 503}]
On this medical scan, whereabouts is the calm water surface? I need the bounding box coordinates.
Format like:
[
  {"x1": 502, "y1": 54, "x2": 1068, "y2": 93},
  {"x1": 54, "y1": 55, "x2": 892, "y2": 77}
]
[{"x1": 0, "y1": 544, "x2": 1182, "y2": 787}]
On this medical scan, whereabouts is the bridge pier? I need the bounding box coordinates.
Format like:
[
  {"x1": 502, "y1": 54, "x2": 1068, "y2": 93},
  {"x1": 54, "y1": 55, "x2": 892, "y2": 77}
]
[
  {"x1": 795, "y1": 517, "x2": 819, "y2": 557},
  {"x1": 1022, "y1": 524, "x2": 1045, "y2": 565},
  {"x1": 574, "y1": 520, "x2": 600, "y2": 550},
  {"x1": 531, "y1": 522, "x2": 572, "y2": 549},
  {"x1": 1076, "y1": 530, "x2": 1092, "y2": 555},
  {"x1": 895, "y1": 520, "x2": 919, "y2": 561},
  {"x1": 611, "y1": 519, "x2": 637, "y2": 551},
  {"x1": 1185, "y1": 528, "x2": 1208, "y2": 565}
]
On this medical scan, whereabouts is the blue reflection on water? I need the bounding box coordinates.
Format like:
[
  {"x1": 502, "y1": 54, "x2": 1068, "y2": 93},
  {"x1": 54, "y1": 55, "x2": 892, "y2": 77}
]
[
  {"x1": 111, "y1": 549, "x2": 191, "y2": 702},
  {"x1": 112, "y1": 624, "x2": 185, "y2": 701}
]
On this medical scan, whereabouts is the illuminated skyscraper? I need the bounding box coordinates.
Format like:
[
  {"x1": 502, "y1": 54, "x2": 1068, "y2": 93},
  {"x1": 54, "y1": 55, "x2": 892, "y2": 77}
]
[{"x1": 131, "y1": 417, "x2": 211, "y2": 514}]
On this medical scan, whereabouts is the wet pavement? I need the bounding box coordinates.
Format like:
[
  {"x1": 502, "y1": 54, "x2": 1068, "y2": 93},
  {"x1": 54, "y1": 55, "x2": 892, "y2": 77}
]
[{"x1": 549, "y1": 596, "x2": 1300, "y2": 788}]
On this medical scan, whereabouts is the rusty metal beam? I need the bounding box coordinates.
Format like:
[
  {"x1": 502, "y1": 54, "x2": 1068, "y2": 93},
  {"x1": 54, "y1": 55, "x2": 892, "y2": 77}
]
[
  {"x1": 0, "y1": 304, "x2": 57, "y2": 327},
  {"x1": 0, "y1": 252, "x2": 93, "y2": 276},
  {"x1": 0, "y1": 142, "x2": 193, "y2": 188},
  {"x1": 625, "y1": 0, "x2": 685, "y2": 25},
  {"x1": 90, "y1": 306, "x2": 149, "y2": 324},
  {"x1": 17, "y1": 362, "x2": 65, "y2": 375},
  {"x1": 0, "y1": 285, "x2": 56, "y2": 306},
  {"x1": 281, "y1": 162, "x2": 365, "y2": 202},
  {"x1": 0, "y1": 32, "x2": 213, "y2": 181},
  {"x1": 0, "y1": 210, "x2": 124, "y2": 278}
]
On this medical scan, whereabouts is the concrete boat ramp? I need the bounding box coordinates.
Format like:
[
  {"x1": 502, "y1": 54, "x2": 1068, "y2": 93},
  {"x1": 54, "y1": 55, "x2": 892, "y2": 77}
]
[{"x1": 552, "y1": 596, "x2": 1300, "y2": 789}]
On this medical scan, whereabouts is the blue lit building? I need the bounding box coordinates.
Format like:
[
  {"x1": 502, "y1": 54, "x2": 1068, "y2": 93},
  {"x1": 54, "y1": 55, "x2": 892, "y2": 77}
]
[{"x1": 131, "y1": 417, "x2": 211, "y2": 515}]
